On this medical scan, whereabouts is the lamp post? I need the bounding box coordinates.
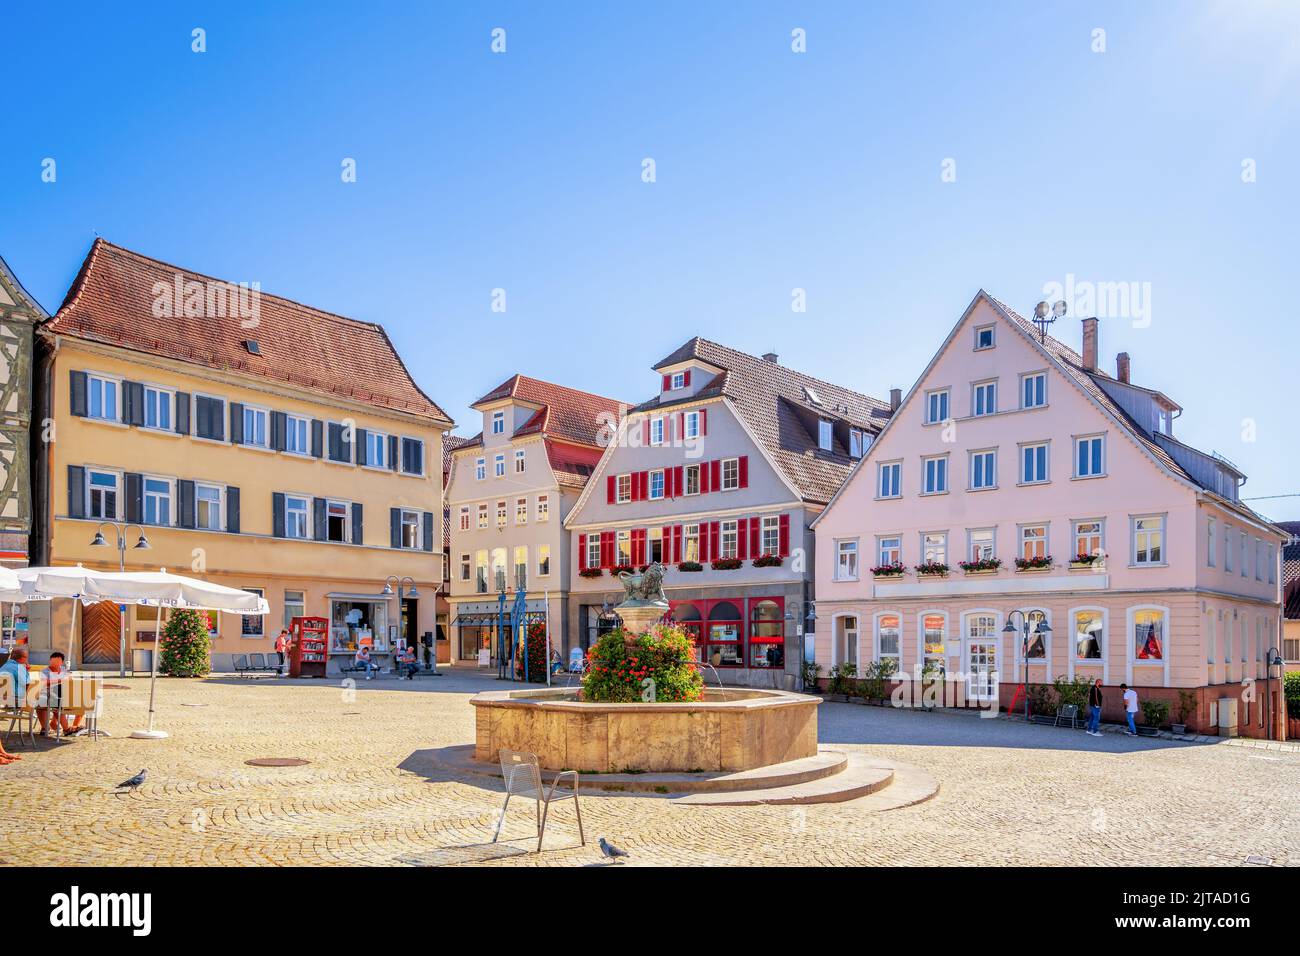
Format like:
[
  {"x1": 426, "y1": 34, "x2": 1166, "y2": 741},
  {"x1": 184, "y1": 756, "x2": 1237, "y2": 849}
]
[
  {"x1": 1003, "y1": 609, "x2": 1051, "y2": 722},
  {"x1": 1265, "y1": 646, "x2": 1285, "y2": 740},
  {"x1": 382, "y1": 575, "x2": 418, "y2": 662},
  {"x1": 785, "y1": 599, "x2": 816, "y2": 689},
  {"x1": 90, "y1": 522, "x2": 150, "y2": 676}
]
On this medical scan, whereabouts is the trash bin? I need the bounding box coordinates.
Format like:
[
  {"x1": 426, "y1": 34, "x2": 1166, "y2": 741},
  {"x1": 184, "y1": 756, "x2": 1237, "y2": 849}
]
[{"x1": 133, "y1": 648, "x2": 153, "y2": 675}]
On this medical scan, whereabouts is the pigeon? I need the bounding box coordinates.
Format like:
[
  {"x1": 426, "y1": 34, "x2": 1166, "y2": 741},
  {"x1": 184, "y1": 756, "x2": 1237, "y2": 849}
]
[
  {"x1": 598, "y1": 837, "x2": 629, "y2": 862},
  {"x1": 115, "y1": 769, "x2": 147, "y2": 792}
]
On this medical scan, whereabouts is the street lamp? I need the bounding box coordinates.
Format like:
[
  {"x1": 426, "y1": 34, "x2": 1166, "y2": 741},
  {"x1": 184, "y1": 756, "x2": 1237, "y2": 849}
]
[
  {"x1": 382, "y1": 575, "x2": 419, "y2": 661},
  {"x1": 1266, "y1": 646, "x2": 1285, "y2": 740},
  {"x1": 1003, "y1": 609, "x2": 1051, "y2": 722},
  {"x1": 90, "y1": 522, "x2": 150, "y2": 676}
]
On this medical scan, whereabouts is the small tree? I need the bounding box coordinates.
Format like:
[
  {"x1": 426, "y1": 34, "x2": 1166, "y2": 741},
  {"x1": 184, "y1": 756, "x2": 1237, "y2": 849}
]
[
  {"x1": 158, "y1": 608, "x2": 212, "y2": 677},
  {"x1": 514, "y1": 619, "x2": 549, "y2": 681}
]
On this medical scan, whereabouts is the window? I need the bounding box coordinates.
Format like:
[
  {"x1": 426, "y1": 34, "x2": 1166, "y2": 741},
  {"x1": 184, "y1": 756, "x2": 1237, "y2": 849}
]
[
  {"x1": 1020, "y1": 525, "x2": 1047, "y2": 561},
  {"x1": 514, "y1": 546, "x2": 528, "y2": 590},
  {"x1": 849, "y1": 429, "x2": 865, "y2": 458},
  {"x1": 538, "y1": 545, "x2": 551, "y2": 577},
  {"x1": 684, "y1": 411, "x2": 701, "y2": 439},
  {"x1": 1240, "y1": 531, "x2": 1247, "y2": 578},
  {"x1": 684, "y1": 465, "x2": 701, "y2": 496},
  {"x1": 515, "y1": 449, "x2": 525, "y2": 473},
  {"x1": 818, "y1": 419, "x2": 833, "y2": 451},
  {"x1": 1268, "y1": 543, "x2": 1276, "y2": 584},
  {"x1": 194, "y1": 395, "x2": 225, "y2": 441},
  {"x1": 972, "y1": 381, "x2": 997, "y2": 416},
  {"x1": 87, "y1": 470, "x2": 120, "y2": 520},
  {"x1": 1284, "y1": 632, "x2": 1300, "y2": 664},
  {"x1": 1132, "y1": 516, "x2": 1165, "y2": 566},
  {"x1": 475, "y1": 458, "x2": 486, "y2": 481},
  {"x1": 1224, "y1": 526, "x2": 1234, "y2": 572},
  {"x1": 492, "y1": 411, "x2": 505, "y2": 434},
  {"x1": 1255, "y1": 538, "x2": 1263, "y2": 581},
  {"x1": 671, "y1": 372, "x2": 685, "y2": 390},
  {"x1": 878, "y1": 536, "x2": 901, "y2": 566},
  {"x1": 241, "y1": 588, "x2": 265, "y2": 638},
  {"x1": 969, "y1": 528, "x2": 995, "y2": 562},
  {"x1": 327, "y1": 422, "x2": 351, "y2": 463},
  {"x1": 516, "y1": 497, "x2": 528, "y2": 524},
  {"x1": 876, "y1": 614, "x2": 901, "y2": 668},
  {"x1": 1020, "y1": 610, "x2": 1048, "y2": 659},
  {"x1": 400, "y1": 509, "x2": 422, "y2": 549},
  {"x1": 1074, "y1": 435, "x2": 1104, "y2": 478},
  {"x1": 476, "y1": 503, "x2": 488, "y2": 529},
  {"x1": 491, "y1": 549, "x2": 507, "y2": 591},
  {"x1": 143, "y1": 385, "x2": 172, "y2": 430},
  {"x1": 705, "y1": 601, "x2": 743, "y2": 667},
  {"x1": 878, "y1": 461, "x2": 901, "y2": 498},
  {"x1": 1206, "y1": 518, "x2": 1216, "y2": 567},
  {"x1": 648, "y1": 528, "x2": 664, "y2": 563},
  {"x1": 969, "y1": 450, "x2": 996, "y2": 490},
  {"x1": 925, "y1": 389, "x2": 949, "y2": 424},
  {"x1": 761, "y1": 515, "x2": 780, "y2": 557},
  {"x1": 460, "y1": 554, "x2": 471, "y2": 581},
  {"x1": 400, "y1": 437, "x2": 424, "y2": 476},
  {"x1": 363, "y1": 430, "x2": 387, "y2": 468},
  {"x1": 496, "y1": 500, "x2": 507, "y2": 528},
  {"x1": 720, "y1": 520, "x2": 739, "y2": 559},
  {"x1": 458, "y1": 506, "x2": 470, "y2": 531},
  {"x1": 494, "y1": 454, "x2": 505, "y2": 478},
  {"x1": 586, "y1": 535, "x2": 601, "y2": 571},
  {"x1": 1021, "y1": 372, "x2": 1046, "y2": 409},
  {"x1": 650, "y1": 418, "x2": 664, "y2": 446},
  {"x1": 749, "y1": 600, "x2": 784, "y2": 669},
  {"x1": 196, "y1": 483, "x2": 222, "y2": 531},
  {"x1": 836, "y1": 615, "x2": 859, "y2": 667},
  {"x1": 87, "y1": 374, "x2": 120, "y2": 421},
  {"x1": 974, "y1": 325, "x2": 995, "y2": 350},
  {"x1": 1021, "y1": 442, "x2": 1048, "y2": 484},
  {"x1": 684, "y1": 524, "x2": 700, "y2": 563},
  {"x1": 536, "y1": 495, "x2": 549, "y2": 522},
  {"x1": 922, "y1": 532, "x2": 947, "y2": 565},
  {"x1": 476, "y1": 551, "x2": 488, "y2": 593},
  {"x1": 922, "y1": 455, "x2": 948, "y2": 494},
  {"x1": 326, "y1": 500, "x2": 350, "y2": 543},
  {"x1": 285, "y1": 495, "x2": 308, "y2": 539},
  {"x1": 921, "y1": 614, "x2": 946, "y2": 676},
  {"x1": 243, "y1": 406, "x2": 268, "y2": 447},
  {"x1": 616, "y1": 474, "x2": 632, "y2": 504},
  {"x1": 284, "y1": 590, "x2": 305, "y2": 631},
  {"x1": 649, "y1": 470, "x2": 665, "y2": 500},
  {"x1": 143, "y1": 477, "x2": 172, "y2": 526},
  {"x1": 1133, "y1": 608, "x2": 1165, "y2": 660},
  {"x1": 836, "y1": 540, "x2": 859, "y2": 580},
  {"x1": 285, "y1": 414, "x2": 309, "y2": 454},
  {"x1": 615, "y1": 530, "x2": 631, "y2": 565},
  {"x1": 721, "y1": 458, "x2": 739, "y2": 491},
  {"x1": 1074, "y1": 520, "x2": 1102, "y2": 560}
]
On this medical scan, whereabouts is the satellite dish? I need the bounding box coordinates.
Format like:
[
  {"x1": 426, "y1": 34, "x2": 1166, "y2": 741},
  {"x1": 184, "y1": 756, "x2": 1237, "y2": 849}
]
[
  {"x1": 1034, "y1": 301, "x2": 1051, "y2": 319},
  {"x1": 1052, "y1": 299, "x2": 1068, "y2": 318}
]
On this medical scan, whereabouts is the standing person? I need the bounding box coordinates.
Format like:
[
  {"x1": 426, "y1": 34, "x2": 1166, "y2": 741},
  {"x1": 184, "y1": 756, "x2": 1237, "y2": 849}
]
[
  {"x1": 0, "y1": 646, "x2": 30, "y2": 763},
  {"x1": 1121, "y1": 683, "x2": 1139, "y2": 735},
  {"x1": 274, "y1": 628, "x2": 291, "y2": 676},
  {"x1": 1086, "y1": 678, "x2": 1104, "y2": 736},
  {"x1": 354, "y1": 644, "x2": 377, "y2": 680}
]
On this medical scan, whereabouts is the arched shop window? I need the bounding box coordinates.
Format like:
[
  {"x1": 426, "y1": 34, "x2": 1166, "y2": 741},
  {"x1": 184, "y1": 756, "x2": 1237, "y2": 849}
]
[
  {"x1": 672, "y1": 602, "x2": 703, "y2": 661},
  {"x1": 705, "y1": 601, "x2": 743, "y2": 667},
  {"x1": 749, "y1": 599, "x2": 784, "y2": 668}
]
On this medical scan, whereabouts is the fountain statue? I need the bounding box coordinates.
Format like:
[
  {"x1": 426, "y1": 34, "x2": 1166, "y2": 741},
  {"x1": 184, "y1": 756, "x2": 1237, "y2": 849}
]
[{"x1": 613, "y1": 561, "x2": 670, "y2": 637}]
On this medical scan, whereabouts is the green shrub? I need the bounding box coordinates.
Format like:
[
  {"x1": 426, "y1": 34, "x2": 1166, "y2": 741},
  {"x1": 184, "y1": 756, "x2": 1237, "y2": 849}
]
[
  {"x1": 580, "y1": 624, "x2": 704, "y2": 703},
  {"x1": 1284, "y1": 672, "x2": 1300, "y2": 718},
  {"x1": 513, "y1": 619, "x2": 549, "y2": 681},
  {"x1": 1028, "y1": 683, "x2": 1057, "y2": 716},
  {"x1": 1141, "y1": 698, "x2": 1170, "y2": 728},
  {"x1": 800, "y1": 660, "x2": 821, "y2": 691},
  {"x1": 1176, "y1": 689, "x2": 1197, "y2": 725},
  {"x1": 858, "y1": 659, "x2": 898, "y2": 701},
  {"x1": 1052, "y1": 675, "x2": 1091, "y2": 713},
  {"x1": 827, "y1": 662, "x2": 857, "y2": 698},
  {"x1": 158, "y1": 608, "x2": 211, "y2": 678}
]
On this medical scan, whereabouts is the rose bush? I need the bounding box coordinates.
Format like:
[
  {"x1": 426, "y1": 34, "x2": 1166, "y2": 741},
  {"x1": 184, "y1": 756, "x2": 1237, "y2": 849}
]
[{"x1": 580, "y1": 623, "x2": 704, "y2": 703}]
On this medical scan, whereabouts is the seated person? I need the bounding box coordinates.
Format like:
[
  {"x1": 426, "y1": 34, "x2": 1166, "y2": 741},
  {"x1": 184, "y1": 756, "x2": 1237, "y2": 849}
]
[
  {"x1": 397, "y1": 645, "x2": 419, "y2": 679},
  {"x1": 354, "y1": 645, "x2": 377, "y2": 679},
  {"x1": 36, "y1": 651, "x2": 82, "y2": 736},
  {"x1": 0, "y1": 646, "x2": 31, "y2": 763}
]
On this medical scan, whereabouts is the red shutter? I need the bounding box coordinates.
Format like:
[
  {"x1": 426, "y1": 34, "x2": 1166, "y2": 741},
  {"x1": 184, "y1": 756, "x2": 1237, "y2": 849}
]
[
  {"x1": 699, "y1": 461, "x2": 710, "y2": 494},
  {"x1": 778, "y1": 514, "x2": 790, "y2": 558},
  {"x1": 662, "y1": 525, "x2": 674, "y2": 563},
  {"x1": 677, "y1": 412, "x2": 684, "y2": 439},
  {"x1": 673, "y1": 525, "x2": 683, "y2": 563},
  {"x1": 642, "y1": 419, "x2": 651, "y2": 446},
  {"x1": 578, "y1": 533, "x2": 588, "y2": 570},
  {"x1": 607, "y1": 475, "x2": 616, "y2": 504},
  {"x1": 673, "y1": 466, "x2": 683, "y2": 498},
  {"x1": 710, "y1": 522, "x2": 721, "y2": 561},
  {"x1": 737, "y1": 520, "x2": 749, "y2": 560},
  {"x1": 683, "y1": 370, "x2": 691, "y2": 387},
  {"x1": 700, "y1": 408, "x2": 708, "y2": 435},
  {"x1": 603, "y1": 531, "x2": 616, "y2": 568},
  {"x1": 632, "y1": 528, "x2": 647, "y2": 566},
  {"x1": 749, "y1": 517, "x2": 761, "y2": 556},
  {"x1": 639, "y1": 471, "x2": 649, "y2": 500},
  {"x1": 662, "y1": 374, "x2": 672, "y2": 391},
  {"x1": 738, "y1": 455, "x2": 749, "y2": 488},
  {"x1": 710, "y1": 460, "x2": 721, "y2": 492}
]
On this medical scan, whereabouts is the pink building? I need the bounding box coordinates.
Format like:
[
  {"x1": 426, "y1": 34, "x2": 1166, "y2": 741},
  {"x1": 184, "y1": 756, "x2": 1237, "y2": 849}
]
[{"x1": 812, "y1": 292, "x2": 1288, "y2": 739}]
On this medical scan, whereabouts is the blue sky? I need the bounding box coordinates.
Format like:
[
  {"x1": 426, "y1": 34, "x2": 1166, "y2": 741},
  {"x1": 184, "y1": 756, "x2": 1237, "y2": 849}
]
[{"x1": 3, "y1": 1, "x2": 1297, "y2": 515}]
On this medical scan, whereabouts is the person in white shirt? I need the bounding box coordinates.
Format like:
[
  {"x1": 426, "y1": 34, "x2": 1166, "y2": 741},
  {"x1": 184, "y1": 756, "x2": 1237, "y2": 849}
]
[{"x1": 1120, "y1": 683, "x2": 1139, "y2": 735}]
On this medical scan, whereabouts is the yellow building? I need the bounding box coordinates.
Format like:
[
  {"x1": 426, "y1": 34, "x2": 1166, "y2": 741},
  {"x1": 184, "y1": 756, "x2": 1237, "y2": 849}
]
[{"x1": 28, "y1": 240, "x2": 452, "y2": 673}]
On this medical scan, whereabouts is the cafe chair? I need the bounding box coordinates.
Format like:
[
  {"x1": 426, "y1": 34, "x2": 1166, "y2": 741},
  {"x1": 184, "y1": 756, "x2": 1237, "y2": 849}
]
[{"x1": 491, "y1": 749, "x2": 585, "y2": 853}]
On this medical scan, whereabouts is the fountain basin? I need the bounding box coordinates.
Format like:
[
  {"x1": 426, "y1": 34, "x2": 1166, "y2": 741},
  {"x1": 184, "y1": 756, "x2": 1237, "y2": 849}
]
[{"x1": 470, "y1": 686, "x2": 820, "y2": 773}]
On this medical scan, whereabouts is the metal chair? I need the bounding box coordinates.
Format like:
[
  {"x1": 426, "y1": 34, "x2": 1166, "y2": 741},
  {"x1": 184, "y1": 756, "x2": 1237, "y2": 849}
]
[
  {"x1": 1, "y1": 674, "x2": 36, "y2": 749},
  {"x1": 491, "y1": 749, "x2": 585, "y2": 853},
  {"x1": 1054, "y1": 703, "x2": 1080, "y2": 729}
]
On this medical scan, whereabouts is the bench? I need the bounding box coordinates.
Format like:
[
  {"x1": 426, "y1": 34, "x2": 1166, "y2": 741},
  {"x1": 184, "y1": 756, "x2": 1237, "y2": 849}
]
[{"x1": 233, "y1": 653, "x2": 279, "y2": 678}]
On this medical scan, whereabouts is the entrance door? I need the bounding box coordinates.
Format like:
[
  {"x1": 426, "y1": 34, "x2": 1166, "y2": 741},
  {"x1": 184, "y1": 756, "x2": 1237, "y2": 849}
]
[
  {"x1": 81, "y1": 601, "x2": 122, "y2": 665},
  {"x1": 967, "y1": 641, "x2": 998, "y2": 701}
]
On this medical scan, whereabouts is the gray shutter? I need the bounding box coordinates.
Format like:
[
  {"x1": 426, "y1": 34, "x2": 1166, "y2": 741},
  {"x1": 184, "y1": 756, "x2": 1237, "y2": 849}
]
[
  {"x1": 124, "y1": 473, "x2": 143, "y2": 523},
  {"x1": 311, "y1": 419, "x2": 324, "y2": 458},
  {"x1": 422, "y1": 511, "x2": 434, "y2": 552},
  {"x1": 313, "y1": 497, "x2": 327, "y2": 540},
  {"x1": 271, "y1": 411, "x2": 287, "y2": 452},
  {"x1": 272, "y1": 492, "x2": 286, "y2": 538},
  {"x1": 351, "y1": 502, "x2": 363, "y2": 545},
  {"x1": 69, "y1": 371, "x2": 88, "y2": 417},
  {"x1": 125, "y1": 381, "x2": 145, "y2": 426},
  {"x1": 229, "y1": 402, "x2": 244, "y2": 445},
  {"x1": 225, "y1": 486, "x2": 240, "y2": 533},
  {"x1": 390, "y1": 508, "x2": 402, "y2": 549},
  {"x1": 178, "y1": 479, "x2": 196, "y2": 529},
  {"x1": 327, "y1": 423, "x2": 339, "y2": 461},
  {"x1": 174, "y1": 392, "x2": 190, "y2": 434},
  {"x1": 387, "y1": 435, "x2": 398, "y2": 471},
  {"x1": 67, "y1": 465, "x2": 86, "y2": 518},
  {"x1": 356, "y1": 428, "x2": 369, "y2": 467},
  {"x1": 340, "y1": 425, "x2": 352, "y2": 463}
]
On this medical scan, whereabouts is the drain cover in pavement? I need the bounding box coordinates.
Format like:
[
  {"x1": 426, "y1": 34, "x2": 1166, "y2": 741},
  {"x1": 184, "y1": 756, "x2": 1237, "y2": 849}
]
[
  {"x1": 1245, "y1": 855, "x2": 1272, "y2": 866},
  {"x1": 244, "y1": 758, "x2": 310, "y2": 767}
]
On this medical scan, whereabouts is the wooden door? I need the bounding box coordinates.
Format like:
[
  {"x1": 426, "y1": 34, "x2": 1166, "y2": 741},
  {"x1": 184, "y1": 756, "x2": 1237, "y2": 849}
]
[{"x1": 81, "y1": 601, "x2": 122, "y2": 664}]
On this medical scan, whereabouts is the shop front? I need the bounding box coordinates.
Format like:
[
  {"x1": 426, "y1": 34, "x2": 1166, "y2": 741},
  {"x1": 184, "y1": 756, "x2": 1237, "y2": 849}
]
[{"x1": 326, "y1": 592, "x2": 390, "y2": 674}]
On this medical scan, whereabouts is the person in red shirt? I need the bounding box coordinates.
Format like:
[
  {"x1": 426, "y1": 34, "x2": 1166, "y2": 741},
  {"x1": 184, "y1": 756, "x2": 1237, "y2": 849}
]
[{"x1": 274, "y1": 629, "x2": 291, "y2": 676}]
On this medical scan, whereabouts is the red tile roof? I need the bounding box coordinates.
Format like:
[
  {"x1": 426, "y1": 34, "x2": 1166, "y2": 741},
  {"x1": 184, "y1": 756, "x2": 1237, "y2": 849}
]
[
  {"x1": 470, "y1": 374, "x2": 626, "y2": 448},
  {"x1": 43, "y1": 239, "x2": 452, "y2": 424},
  {"x1": 546, "y1": 441, "x2": 604, "y2": 490}
]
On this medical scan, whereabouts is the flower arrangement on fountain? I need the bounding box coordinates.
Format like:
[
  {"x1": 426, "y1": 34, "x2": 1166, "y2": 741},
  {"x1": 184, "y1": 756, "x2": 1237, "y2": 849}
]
[
  {"x1": 580, "y1": 623, "x2": 705, "y2": 703},
  {"x1": 1014, "y1": 555, "x2": 1053, "y2": 571}
]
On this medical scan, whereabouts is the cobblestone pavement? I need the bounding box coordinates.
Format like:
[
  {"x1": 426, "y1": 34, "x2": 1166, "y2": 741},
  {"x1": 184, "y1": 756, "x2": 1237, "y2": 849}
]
[{"x1": 2, "y1": 671, "x2": 1296, "y2": 867}]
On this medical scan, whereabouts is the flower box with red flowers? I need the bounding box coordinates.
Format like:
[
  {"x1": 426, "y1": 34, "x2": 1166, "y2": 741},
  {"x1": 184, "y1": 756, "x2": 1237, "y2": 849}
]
[
  {"x1": 958, "y1": 557, "x2": 1002, "y2": 574},
  {"x1": 677, "y1": 561, "x2": 704, "y2": 572},
  {"x1": 1014, "y1": 555, "x2": 1054, "y2": 571},
  {"x1": 913, "y1": 562, "x2": 949, "y2": 577},
  {"x1": 610, "y1": 563, "x2": 635, "y2": 576},
  {"x1": 710, "y1": 557, "x2": 744, "y2": 571},
  {"x1": 1068, "y1": 552, "x2": 1102, "y2": 569},
  {"x1": 751, "y1": 554, "x2": 784, "y2": 568},
  {"x1": 578, "y1": 568, "x2": 604, "y2": 578},
  {"x1": 871, "y1": 562, "x2": 906, "y2": 578}
]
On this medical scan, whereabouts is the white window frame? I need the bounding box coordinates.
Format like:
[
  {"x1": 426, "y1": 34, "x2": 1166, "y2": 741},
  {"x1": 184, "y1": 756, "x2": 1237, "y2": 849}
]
[
  {"x1": 284, "y1": 494, "x2": 309, "y2": 539},
  {"x1": 684, "y1": 464, "x2": 701, "y2": 496},
  {"x1": 476, "y1": 503, "x2": 488, "y2": 529},
  {"x1": 1020, "y1": 371, "x2": 1047, "y2": 410},
  {"x1": 1072, "y1": 518, "x2": 1104, "y2": 561},
  {"x1": 817, "y1": 419, "x2": 833, "y2": 451},
  {"x1": 649, "y1": 469, "x2": 665, "y2": 500},
  {"x1": 1018, "y1": 523, "x2": 1048, "y2": 561},
  {"x1": 877, "y1": 535, "x2": 902, "y2": 566},
  {"x1": 86, "y1": 468, "x2": 122, "y2": 520},
  {"x1": 496, "y1": 500, "x2": 507, "y2": 528},
  {"x1": 1240, "y1": 531, "x2": 1247, "y2": 578},
  {"x1": 585, "y1": 535, "x2": 602, "y2": 570},
  {"x1": 142, "y1": 475, "x2": 174, "y2": 527},
  {"x1": 475, "y1": 457, "x2": 486, "y2": 481},
  {"x1": 849, "y1": 429, "x2": 864, "y2": 458},
  {"x1": 491, "y1": 410, "x2": 505, "y2": 435},
  {"x1": 616, "y1": 474, "x2": 632, "y2": 504},
  {"x1": 720, "y1": 520, "x2": 739, "y2": 560},
  {"x1": 921, "y1": 455, "x2": 948, "y2": 495},
  {"x1": 460, "y1": 553, "x2": 471, "y2": 582},
  {"x1": 1224, "y1": 525, "x2": 1234, "y2": 572},
  {"x1": 537, "y1": 544, "x2": 551, "y2": 577},
  {"x1": 968, "y1": 527, "x2": 995, "y2": 562},
  {"x1": 670, "y1": 372, "x2": 686, "y2": 390},
  {"x1": 1206, "y1": 517, "x2": 1216, "y2": 568},
  {"x1": 1130, "y1": 514, "x2": 1166, "y2": 567},
  {"x1": 877, "y1": 461, "x2": 901, "y2": 499},
  {"x1": 515, "y1": 497, "x2": 528, "y2": 525},
  {"x1": 515, "y1": 449, "x2": 526, "y2": 473},
  {"x1": 1073, "y1": 433, "x2": 1105, "y2": 479},
  {"x1": 1020, "y1": 441, "x2": 1049, "y2": 485},
  {"x1": 1268, "y1": 543, "x2": 1276, "y2": 584},
  {"x1": 921, "y1": 531, "x2": 947, "y2": 566},
  {"x1": 284, "y1": 414, "x2": 309, "y2": 456},
  {"x1": 873, "y1": 611, "x2": 902, "y2": 669},
  {"x1": 760, "y1": 515, "x2": 780, "y2": 558},
  {"x1": 924, "y1": 388, "x2": 950, "y2": 425},
  {"x1": 142, "y1": 384, "x2": 174, "y2": 432},
  {"x1": 458, "y1": 505, "x2": 470, "y2": 532},
  {"x1": 974, "y1": 325, "x2": 995, "y2": 350},
  {"x1": 86, "y1": 373, "x2": 122, "y2": 423},
  {"x1": 971, "y1": 380, "x2": 997, "y2": 417},
  {"x1": 969, "y1": 448, "x2": 996, "y2": 491},
  {"x1": 720, "y1": 457, "x2": 740, "y2": 491},
  {"x1": 536, "y1": 494, "x2": 549, "y2": 522},
  {"x1": 365, "y1": 429, "x2": 388, "y2": 469},
  {"x1": 683, "y1": 524, "x2": 700, "y2": 563},
  {"x1": 650, "y1": 417, "x2": 665, "y2": 446},
  {"x1": 835, "y1": 539, "x2": 859, "y2": 581},
  {"x1": 242, "y1": 405, "x2": 270, "y2": 448},
  {"x1": 195, "y1": 482, "x2": 224, "y2": 532},
  {"x1": 325, "y1": 499, "x2": 351, "y2": 544},
  {"x1": 494, "y1": 454, "x2": 506, "y2": 478},
  {"x1": 400, "y1": 508, "x2": 423, "y2": 550},
  {"x1": 684, "y1": 411, "x2": 700, "y2": 440},
  {"x1": 1127, "y1": 605, "x2": 1170, "y2": 683}
]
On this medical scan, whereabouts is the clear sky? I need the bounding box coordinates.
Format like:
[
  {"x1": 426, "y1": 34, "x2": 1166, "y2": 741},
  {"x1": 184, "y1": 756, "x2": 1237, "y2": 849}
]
[{"x1": 3, "y1": 1, "x2": 1297, "y2": 517}]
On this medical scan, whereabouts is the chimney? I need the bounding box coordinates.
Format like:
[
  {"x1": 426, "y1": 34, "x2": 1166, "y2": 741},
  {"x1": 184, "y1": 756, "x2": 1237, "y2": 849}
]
[
  {"x1": 889, "y1": 388, "x2": 902, "y2": 413},
  {"x1": 762, "y1": 352, "x2": 779, "y2": 364},
  {"x1": 1116, "y1": 351, "x2": 1131, "y2": 384},
  {"x1": 1081, "y1": 317, "x2": 1099, "y2": 371}
]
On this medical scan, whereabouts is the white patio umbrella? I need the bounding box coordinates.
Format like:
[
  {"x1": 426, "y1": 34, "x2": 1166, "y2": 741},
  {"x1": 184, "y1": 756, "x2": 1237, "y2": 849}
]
[{"x1": 15, "y1": 564, "x2": 100, "y2": 667}]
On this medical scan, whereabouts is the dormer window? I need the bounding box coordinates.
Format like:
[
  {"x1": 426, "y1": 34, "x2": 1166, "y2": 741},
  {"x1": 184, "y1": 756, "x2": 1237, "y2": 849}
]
[
  {"x1": 974, "y1": 325, "x2": 995, "y2": 350},
  {"x1": 491, "y1": 411, "x2": 506, "y2": 435},
  {"x1": 671, "y1": 372, "x2": 685, "y2": 390},
  {"x1": 818, "y1": 419, "x2": 833, "y2": 451},
  {"x1": 849, "y1": 429, "x2": 864, "y2": 458},
  {"x1": 804, "y1": 386, "x2": 823, "y2": 407}
]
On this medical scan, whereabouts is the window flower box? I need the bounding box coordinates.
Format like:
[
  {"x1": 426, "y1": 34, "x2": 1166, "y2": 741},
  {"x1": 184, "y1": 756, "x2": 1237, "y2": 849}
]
[
  {"x1": 751, "y1": 554, "x2": 783, "y2": 568},
  {"x1": 710, "y1": 557, "x2": 743, "y2": 571},
  {"x1": 677, "y1": 561, "x2": 704, "y2": 572},
  {"x1": 610, "y1": 563, "x2": 635, "y2": 576},
  {"x1": 871, "y1": 562, "x2": 906, "y2": 579},
  {"x1": 578, "y1": 568, "x2": 604, "y2": 579},
  {"x1": 1068, "y1": 552, "x2": 1102, "y2": 570},
  {"x1": 914, "y1": 562, "x2": 949, "y2": 577},
  {"x1": 1014, "y1": 555, "x2": 1053, "y2": 572},
  {"x1": 958, "y1": 558, "x2": 1002, "y2": 575}
]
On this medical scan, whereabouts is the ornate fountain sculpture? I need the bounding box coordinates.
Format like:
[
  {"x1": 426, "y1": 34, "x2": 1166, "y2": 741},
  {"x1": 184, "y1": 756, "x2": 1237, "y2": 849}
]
[{"x1": 612, "y1": 561, "x2": 670, "y2": 639}]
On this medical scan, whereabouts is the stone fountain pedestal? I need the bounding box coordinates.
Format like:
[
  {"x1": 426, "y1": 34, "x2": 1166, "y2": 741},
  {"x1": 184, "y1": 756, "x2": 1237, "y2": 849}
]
[{"x1": 616, "y1": 602, "x2": 668, "y2": 643}]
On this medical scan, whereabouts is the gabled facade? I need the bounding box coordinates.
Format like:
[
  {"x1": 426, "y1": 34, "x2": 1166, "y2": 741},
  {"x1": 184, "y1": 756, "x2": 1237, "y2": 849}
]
[
  {"x1": 565, "y1": 338, "x2": 890, "y2": 688},
  {"x1": 0, "y1": 253, "x2": 46, "y2": 571},
  {"x1": 813, "y1": 291, "x2": 1287, "y2": 737},
  {"x1": 445, "y1": 375, "x2": 624, "y2": 665}
]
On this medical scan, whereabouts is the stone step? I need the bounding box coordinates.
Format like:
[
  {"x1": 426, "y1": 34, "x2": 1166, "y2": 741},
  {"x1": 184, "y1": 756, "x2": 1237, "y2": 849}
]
[
  {"x1": 836, "y1": 764, "x2": 940, "y2": 812},
  {"x1": 672, "y1": 753, "x2": 896, "y2": 806}
]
